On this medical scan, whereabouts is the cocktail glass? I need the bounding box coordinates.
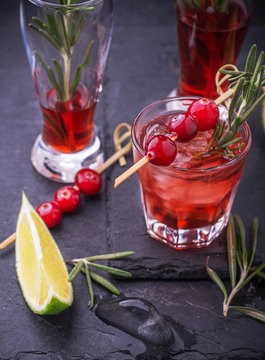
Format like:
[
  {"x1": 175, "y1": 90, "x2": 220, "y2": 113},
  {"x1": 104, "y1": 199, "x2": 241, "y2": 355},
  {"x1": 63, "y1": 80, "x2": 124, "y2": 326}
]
[
  {"x1": 20, "y1": 0, "x2": 113, "y2": 182},
  {"x1": 175, "y1": 0, "x2": 256, "y2": 99},
  {"x1": 132, "y1": 97, "x2": 251, "y2": 250}
]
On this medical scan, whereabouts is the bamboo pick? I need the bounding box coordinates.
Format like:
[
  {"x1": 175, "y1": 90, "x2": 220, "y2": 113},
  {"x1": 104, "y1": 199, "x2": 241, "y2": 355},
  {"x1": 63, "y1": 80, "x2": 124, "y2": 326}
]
[
  {"x1": 0, "y1": 123, "x2": 132, "y2": 250},
  {"x1": 114, "y1": 157, "x2": 149, "y2": 188},
  {"x1": 114, "y1": 87, "x2": 236, "y2": 188},
  {"x1": 215, "y1": 64, "x2": 238, "y2": 108},
  {"x1": 215, "y1": 87, "x2": 235, "y2": 106},
  {"x1": 97, "y1": 125, "x2": 131, "y2": 174},
  {"x1": 0, "y1": 233, "x2": 16, "y2": 250},
  {"x1": 113, "y1": 122, "x2": 132, "y2": 167}
]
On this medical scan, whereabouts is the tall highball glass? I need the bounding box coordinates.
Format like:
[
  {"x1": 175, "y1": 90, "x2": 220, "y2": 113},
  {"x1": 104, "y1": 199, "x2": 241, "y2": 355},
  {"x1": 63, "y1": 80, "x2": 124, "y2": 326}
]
[
  {"x1": 20, "y1": 0, "x2": 113, "y2": 182},
  {"x1": 175, "y1": 0, "x2": 256, "y2": 99}
]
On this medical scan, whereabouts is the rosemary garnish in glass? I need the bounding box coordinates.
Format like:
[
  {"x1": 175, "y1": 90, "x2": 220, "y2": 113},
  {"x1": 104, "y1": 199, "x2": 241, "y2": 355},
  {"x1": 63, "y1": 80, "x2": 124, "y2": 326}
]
[
  {"x1": 29, "y1": 0, "x2": 94, "y2": 102},
  {"x1": 194, "y1": 45, "x2": 265, "y2": 160},
  {"x1": 67, "y1": 251, "x2": 134, "y2": 309},
  {"x1": 206, "y1": 215, "x2": 265, "y2": 323},
  {"x1": 209, "y1": 45, "x2": 265, "y2": 157},
  {"x1": 180, "y1": 0, "x2": 231, "y2": 13}
]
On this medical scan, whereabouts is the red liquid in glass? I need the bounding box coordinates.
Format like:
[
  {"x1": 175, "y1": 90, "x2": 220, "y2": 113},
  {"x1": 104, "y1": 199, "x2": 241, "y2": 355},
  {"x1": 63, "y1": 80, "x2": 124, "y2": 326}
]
[
  {"x1": 176, "y1": 0, "x2": 252, "y2": 98},
  {"x1": 134, "y1": 113, "x2": 247, "y2": 233},
  {"x1": 41, "y1": 86, "x2": 96, "y2": 153}
]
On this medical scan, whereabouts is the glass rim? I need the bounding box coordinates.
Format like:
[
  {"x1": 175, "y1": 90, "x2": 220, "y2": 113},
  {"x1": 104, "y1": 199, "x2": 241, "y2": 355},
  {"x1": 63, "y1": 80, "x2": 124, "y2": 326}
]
[
  {"x1": 27, "y1": 0, "x2": 103, "y2": 8},
  {"x1": 131, "y1": 96, "x2": 252, "y2": 174}
]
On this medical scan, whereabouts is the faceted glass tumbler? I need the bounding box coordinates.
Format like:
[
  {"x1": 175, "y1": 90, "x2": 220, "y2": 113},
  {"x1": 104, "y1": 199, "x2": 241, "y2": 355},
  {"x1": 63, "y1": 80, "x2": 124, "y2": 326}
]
[
  {"x1": 132, "y1": 97, "x2": 251, "y2": 250},
  {"x1": 20, "y1": 0, "x2": 113, "y2": 182}
]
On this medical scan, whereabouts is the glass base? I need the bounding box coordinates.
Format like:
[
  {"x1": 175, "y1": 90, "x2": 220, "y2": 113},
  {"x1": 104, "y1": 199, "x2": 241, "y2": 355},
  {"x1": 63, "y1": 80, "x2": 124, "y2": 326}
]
[
  {"x1": 145, "y1": 214, "x2": 227, "y2": 250},
  {"x1": 31, "y1": 134, "x2": 104, "y2": 183}
]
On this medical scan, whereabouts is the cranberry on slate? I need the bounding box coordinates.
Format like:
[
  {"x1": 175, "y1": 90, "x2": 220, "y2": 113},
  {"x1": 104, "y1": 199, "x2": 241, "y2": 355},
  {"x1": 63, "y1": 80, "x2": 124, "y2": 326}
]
[
  {"x1": 75, "y1": 168, "x2": 102, "y2": 196},
  {"x1": 36, "y1": 201, "x2": 62, "y2": 228},
  {"x1": 145, "y1": 135, "x2": 177, "y2": 166},
  {"x1": 187, "y1": 98, "x2": 219, "y2": 131},
  {"x1": 168, "y1": 113, "x2": 198, "y2": 142},
  {"x1": 54, "y1": 186, "x2": 81, "y2": 213}
]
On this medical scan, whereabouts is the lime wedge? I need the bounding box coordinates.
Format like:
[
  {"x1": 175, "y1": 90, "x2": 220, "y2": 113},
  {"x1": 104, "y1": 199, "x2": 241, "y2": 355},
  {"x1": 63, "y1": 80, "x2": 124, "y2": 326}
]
[{"x1": 16, "y1": 193, "x2": 73, "y2": 315}]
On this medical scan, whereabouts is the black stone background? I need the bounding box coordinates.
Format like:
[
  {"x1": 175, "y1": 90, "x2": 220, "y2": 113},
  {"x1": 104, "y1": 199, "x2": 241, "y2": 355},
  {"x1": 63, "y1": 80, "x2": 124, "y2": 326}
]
[{"x1": 1, "y1": 0, "x2": 265, "y2": 359}]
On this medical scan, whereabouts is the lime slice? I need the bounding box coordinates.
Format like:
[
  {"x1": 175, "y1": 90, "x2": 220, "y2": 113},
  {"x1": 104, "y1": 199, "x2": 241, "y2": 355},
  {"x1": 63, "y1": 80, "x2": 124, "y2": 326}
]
[{"x1": 16, "y1": 193, "x2": 73, "y2": 315}]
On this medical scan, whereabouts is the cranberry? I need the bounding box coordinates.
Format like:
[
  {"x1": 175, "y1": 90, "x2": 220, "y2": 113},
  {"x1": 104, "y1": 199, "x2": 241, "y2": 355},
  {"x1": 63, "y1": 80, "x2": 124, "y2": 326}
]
[
  {"x1": 168, "y1": 113, "x2": 198, "y2": 142},
  {"x1": 36, "y1": 201, "x2": 62, "y2": 228},
  {"x1": 54, "y1": 186, "x2": 81, "y2": 213},
  {"x1": 145, "y1": 135, "x2": 177, "y2": 166},
  {"x1": 75, "y1": 168, "x2": 102, "y2": 196},
  {"x1": 187, "y1": 98, "x2": 219, "y2": 131}
]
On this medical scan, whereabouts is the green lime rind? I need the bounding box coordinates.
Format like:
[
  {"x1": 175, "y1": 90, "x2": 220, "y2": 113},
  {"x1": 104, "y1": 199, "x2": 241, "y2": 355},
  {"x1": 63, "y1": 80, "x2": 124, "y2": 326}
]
[
  {"x1": 15, "y1": 192, "x2": 73, "y2": 315},
  {"x1": 15, "y1": 268, "x2": 73, "y2": 315}
]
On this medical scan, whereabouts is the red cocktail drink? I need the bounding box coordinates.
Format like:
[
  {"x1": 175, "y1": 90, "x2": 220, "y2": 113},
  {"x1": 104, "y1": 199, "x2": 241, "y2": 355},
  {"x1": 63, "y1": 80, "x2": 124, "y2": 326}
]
[
  {"x1": 132, "y1": 97, "x2": 251, "y2": 249},
  {"x1": 21, "y1": 0, "x2": 113, "y2": 182},
  {"x1": 41, "y1": 86, "x2": 96, "y2": 153},
  {"x1": 176, "y1": 0, "x2": 255, "y2": 98}
]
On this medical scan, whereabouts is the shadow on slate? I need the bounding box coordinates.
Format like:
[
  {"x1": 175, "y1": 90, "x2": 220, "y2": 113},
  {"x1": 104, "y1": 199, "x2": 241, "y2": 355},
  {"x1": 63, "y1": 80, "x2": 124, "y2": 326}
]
[
  {"x1": 110, "y1": 224, "x2": 265, "y2": 280},
  {"x1": 110, "y1": 229, "x2": 229, "y2": 279}
]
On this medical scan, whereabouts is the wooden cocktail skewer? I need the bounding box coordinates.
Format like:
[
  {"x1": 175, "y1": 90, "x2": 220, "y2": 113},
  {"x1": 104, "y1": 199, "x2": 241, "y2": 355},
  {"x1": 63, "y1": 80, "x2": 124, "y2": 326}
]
[
  {"x1": 97, "y1": 122, "x2": 131, "y2": 174},
  {"x1": 113, "y1": 122, "x2": 132, "y2": 167},
  {"x1": 0, "y1": 123, "x2": 132, "y2": 250},
  {"x1": 114, "y1": 88, "x2": 236, "y2": 189},
  {"x1": 0, "y1": 233, "x2": 16, "y2": 250}
]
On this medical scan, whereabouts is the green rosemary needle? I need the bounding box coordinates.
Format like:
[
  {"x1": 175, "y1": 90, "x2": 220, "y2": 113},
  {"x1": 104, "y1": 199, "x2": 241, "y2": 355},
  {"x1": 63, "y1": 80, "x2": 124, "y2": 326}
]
[
  {"x1": 210, "y1": 45, "x2": 265, "y2": 156},
  {"x1": 182, "y1": 0, "x2": 230, "y2": 13},
  {"x1": 29, "y1": 0, "x2": 94, "y2": 102},
  {"x1": 206, "y1": 215, "x2": 265, "y2": 323},
  {"x1": 67, "y1": 251, "x2": 134, "y2": 309}
]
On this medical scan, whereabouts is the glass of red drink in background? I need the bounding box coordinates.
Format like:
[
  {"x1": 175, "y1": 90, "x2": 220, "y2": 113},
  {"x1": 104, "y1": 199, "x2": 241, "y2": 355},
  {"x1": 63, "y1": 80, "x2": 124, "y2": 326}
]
[
  {"x1": 132, "y1": 97, "x2": 251, "y2": 250},
  {"x1": 20, "y1": 0, "x2": 113, "y2": 182},
  {"x1": 175, "y1": 0, "x2": 256, "y2": 99}
]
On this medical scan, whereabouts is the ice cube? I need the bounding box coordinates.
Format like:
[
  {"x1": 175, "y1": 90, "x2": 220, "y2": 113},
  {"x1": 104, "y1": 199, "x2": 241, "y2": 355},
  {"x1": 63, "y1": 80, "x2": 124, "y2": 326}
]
[
  {"x1": 172, "y1": 130, "x2": 213, "y2": 168},
  {"x1": 95, "y1": 296, "x2": 174, "y2": 346},
  {"x1": 143, "y1": 118, "x2": 168, "y2": 149}
]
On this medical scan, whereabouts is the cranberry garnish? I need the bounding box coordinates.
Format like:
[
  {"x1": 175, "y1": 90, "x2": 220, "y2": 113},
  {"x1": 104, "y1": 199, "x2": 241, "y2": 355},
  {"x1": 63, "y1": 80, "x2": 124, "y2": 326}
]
[
  {"x1": 75, "y1": 168, "x2": 102, "y2": 196},
  {"x1": 54, "y1": 186, "x2": 81, "y2": 213},
  {"x1": 36, "y1": 201, "x2": 62, "y2": 228},
  {"x1": 145, "y1": 135, "x2": 177, "y2": 166},
  {"x1": 187, "y1": 98, "x2": 219, "y2": 131},
  {"x1": 168, "y1": 113, "x2": 198, "y2": 142}
]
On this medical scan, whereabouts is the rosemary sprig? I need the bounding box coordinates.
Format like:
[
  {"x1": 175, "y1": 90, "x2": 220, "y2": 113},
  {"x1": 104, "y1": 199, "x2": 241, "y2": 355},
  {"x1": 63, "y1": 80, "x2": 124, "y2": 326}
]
[
  {"x1": 29, "y1": 1, "x2": 94, "y2": 102},
  {"x1": 67, "y1": 251, "x2": 134, "y2": 308},
  {"x1": 211, "y1": 45, "x2": 265, "y2": 155},
  {"x1": 206, "y1": 215, "x2": 265, "y2": 323},
  {"x1": 181, "y1": 0, "x2": 230, "y2": 13}
]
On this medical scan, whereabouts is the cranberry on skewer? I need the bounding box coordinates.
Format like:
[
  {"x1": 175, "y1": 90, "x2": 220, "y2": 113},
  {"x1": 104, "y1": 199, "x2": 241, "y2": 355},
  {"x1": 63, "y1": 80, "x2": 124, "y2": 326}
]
[
  {"x1": 145, "y1": 135, "x2": 177, "y2": 166},
  {"x1": 36, "y1": 201, "x2": 62, "y2": 228},
  {"x1": 114, "y1": 135, "x2": 177, "y2": 187},
  {"x1": 168, "y1": 113, "x2": 198, "y2": 142},
  {"x1": 187, "y1": 98, "x2": 219, "y2": 131},
  {"x1": 54, "y1": 186, "x2": 81, "y2": 213},
  {"x1": 75, "y1": 168, "x2": 102, "y2": 196}
]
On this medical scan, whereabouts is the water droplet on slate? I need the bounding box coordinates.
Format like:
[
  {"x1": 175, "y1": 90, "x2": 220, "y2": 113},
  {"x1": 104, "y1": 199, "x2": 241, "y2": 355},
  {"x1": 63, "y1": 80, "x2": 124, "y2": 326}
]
[
  {"x1": 96, "y1": 296, "x2": 174, "y2": 346},
  {"x1": 95, "y1": 295, "x2": 193, "y2": 359}
]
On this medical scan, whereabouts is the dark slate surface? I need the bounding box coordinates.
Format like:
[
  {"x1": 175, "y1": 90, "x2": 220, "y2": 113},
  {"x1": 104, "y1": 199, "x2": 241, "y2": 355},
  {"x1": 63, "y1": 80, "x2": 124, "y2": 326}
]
[{"x1": 1, "y1": 1, "x2": 265, "y2": 359}]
